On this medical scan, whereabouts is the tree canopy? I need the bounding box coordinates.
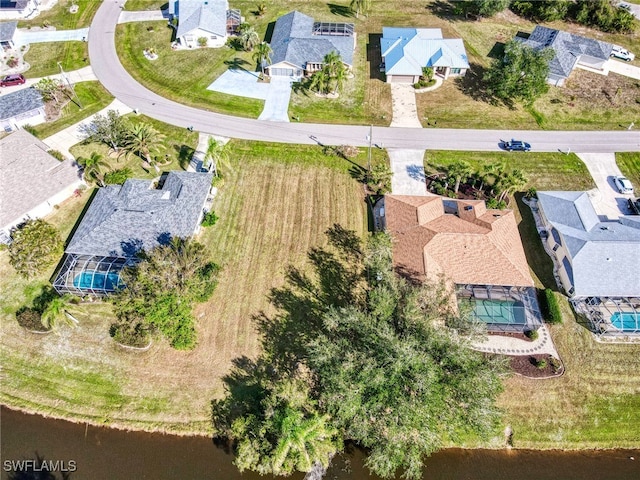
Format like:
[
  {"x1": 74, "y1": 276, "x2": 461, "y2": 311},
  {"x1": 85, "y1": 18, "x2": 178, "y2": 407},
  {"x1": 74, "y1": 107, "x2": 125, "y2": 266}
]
[
  {"x1": 78, "y1": 109, "x2": 129, "y2": 153},
  {"x1": 483, "y1": 40, "x2": 553, "y2": 106},
  {"x1": 213, "y1": 226, "x2": 505, "y2": 479},
  {"x1": 8, "y1": 219, "x2": 62, "y2": 279}
]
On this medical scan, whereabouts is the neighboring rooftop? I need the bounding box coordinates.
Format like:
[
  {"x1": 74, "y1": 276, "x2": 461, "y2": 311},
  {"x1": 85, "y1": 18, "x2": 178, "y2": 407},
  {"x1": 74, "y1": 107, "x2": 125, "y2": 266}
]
[
  {"x1": 0, "y1": 129, "x2": 80, "y2": 228},
  {"x1": 385, "y1": 195, "x2": 533, "y2": 287},
  {"x1": 171, "y1": 0, "x2": 229, "y2": 38},
  {"x1": 270, "y1": 11, "x2": 355, "y2": 68},
  {"x1": 0, "y1": 20, "x2": 17, "y2": 41},
  {"x1": 381, "y1": 27, "x2": 469, "y2": 76},
  {"x1": 0, "y1": 0, "x2": 29, "y2": 11},
  {"x1": 515, "y1": 25, "x2": 613, "y2": 80},
  {"x1": 537, "y1": 191, "x2": 640, "y2": 297},
  {"x1": 66, "y1": 171, "x2": 213, "y2": 257},
  {"x1": 0, "y1": 88, "x2": 43, "y2": 121}
]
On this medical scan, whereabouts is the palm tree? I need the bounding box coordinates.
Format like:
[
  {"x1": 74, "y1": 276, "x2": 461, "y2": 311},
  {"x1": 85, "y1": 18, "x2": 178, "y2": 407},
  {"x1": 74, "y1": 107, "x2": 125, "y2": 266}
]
[
  {"x1": 239, "y1": 25, "x2": 260, "y2": 51},
  {"x1": 498, "y1": 168, "x2": 528, "y2": 202},
  {"x1": 204, "y1": 137, "x2": 229, "y2": 176},
  {"x1": 121, "y1": 123, "x2": 166, "y2": 170},
  {"x1": 77, "y1": 151, "x2": 109, "y2": 186},
  {"x1": 41, "y1": 294, "x2": 78, "y2": 331},
  {"x1": 350, "y1": 0, "x2": 371, "y2": 18},
  {"x1": 253, "y1": 42, "x2": 273, "y2": 74},
  {"x1": 256, "y1": 3, "x2": 266, "y2": 17},
  {"x1": 447, "y1": 160, "x2": 473, "y2": 194}
]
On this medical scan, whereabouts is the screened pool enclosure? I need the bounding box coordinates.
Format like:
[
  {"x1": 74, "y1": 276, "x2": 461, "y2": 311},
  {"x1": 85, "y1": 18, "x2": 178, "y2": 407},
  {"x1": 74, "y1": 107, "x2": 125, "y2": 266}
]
[
  {"x1": 53, "y1": 254, "x2": 133, "y2": 296},
  {"x1": 573, "y1": 297, "x2": 640, "y2": 337}
]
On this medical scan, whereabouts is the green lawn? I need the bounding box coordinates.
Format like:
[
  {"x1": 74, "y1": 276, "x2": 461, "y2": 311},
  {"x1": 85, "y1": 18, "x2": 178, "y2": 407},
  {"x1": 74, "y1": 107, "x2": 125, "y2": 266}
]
[
  {"x1": 30, "y1": 82, "x2": 114, "y2": 139},
  {"x1": 18, "y1": 0, "x2": 99, "y2": 29},
  {"x1": 23, "y1": 41, "x2": 89, "y2": 78},
  {"x1": 617, "y1": 152, "x2": 640, "y2": 190},
  {"x1": 124, "y1": 0, "x2": 168, "y2": 11}
]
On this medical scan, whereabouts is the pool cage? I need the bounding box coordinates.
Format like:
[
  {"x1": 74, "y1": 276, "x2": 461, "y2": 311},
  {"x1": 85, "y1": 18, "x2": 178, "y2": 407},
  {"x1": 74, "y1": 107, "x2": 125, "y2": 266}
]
[
  {"x1": 457, "y1": 284, "x2": 543, "y2": 333},
  {"x1": 573, "y1": 297, "x2": 640, "y2": 337},
  {"x1": 53, "y1": 254, "x2": 133, "y2": 297},
  {"x1": 227, "y1": 9, "x2": 242, "y2": 35},
  {"x1": 312, "y1": 21, "x2": 354, "y2": 37}
]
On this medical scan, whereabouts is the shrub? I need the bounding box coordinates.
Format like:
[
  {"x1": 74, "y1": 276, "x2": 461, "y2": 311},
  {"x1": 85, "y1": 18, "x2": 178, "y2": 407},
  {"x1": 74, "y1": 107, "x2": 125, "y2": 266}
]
[
  {"x1": 22, "y1": 124, "x2": 37, "y2": 135},
  {"x1": 6, "y1": 56, "x2": 19, "y2": 68},
  {"x1": 110, "y1": 319, "x2": 151, "y2": 348},
  {"x1": 525, "y1": 329, "x2": 539, "y2": 341},
  {"x1": 8, "y1": 219, "x2": 62, "y2": 279},
  {"x1": 16, "y1": 307, "x2": 49, "y2": 332},
  {"x1": 47, "y1": 149, "x2": 66, "y2": 161},
  {"x1": 202, "y1": 211, "x2": 219, "y2": 227},
  {"x1": 104, "y1": 167, "x2": 133, "y2": 185},
  {"x1": 549, "y1": 356, "x2": 562, "y2": 373},
  {"x1": 536, "y1": 358, "x2": 547, "y2": 370},
  {"x1": 197, "y1": 36, "x2": 208, "y2": 47},
  {"x1": 541, "y1": 288, "x2": 563, "y2": 324},
  {"x1": 525, "y1": 187, "x2": 537, "y2": 199}
]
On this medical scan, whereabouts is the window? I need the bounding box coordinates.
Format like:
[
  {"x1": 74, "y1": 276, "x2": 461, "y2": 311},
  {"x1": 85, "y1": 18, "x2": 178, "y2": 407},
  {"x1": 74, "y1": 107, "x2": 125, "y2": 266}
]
[{"x1": 451, "y1": 68, "x2": 461, "y2": 74}]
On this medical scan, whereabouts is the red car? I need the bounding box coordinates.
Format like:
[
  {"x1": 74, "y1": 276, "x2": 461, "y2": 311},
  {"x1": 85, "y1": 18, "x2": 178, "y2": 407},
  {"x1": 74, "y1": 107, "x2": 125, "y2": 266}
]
[{"x1": 0, "y1": 74, "x2": 26, "y2": 87}]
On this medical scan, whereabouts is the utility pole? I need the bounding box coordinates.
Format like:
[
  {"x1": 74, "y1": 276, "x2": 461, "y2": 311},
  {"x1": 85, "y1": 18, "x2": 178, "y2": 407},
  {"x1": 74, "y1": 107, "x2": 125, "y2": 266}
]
[
  {"x1": 58, "y1": 61, "x2": 82, "y2": 109},
  {"x1": 367, "y1": 124, "x2": 372, "y2": 172}
]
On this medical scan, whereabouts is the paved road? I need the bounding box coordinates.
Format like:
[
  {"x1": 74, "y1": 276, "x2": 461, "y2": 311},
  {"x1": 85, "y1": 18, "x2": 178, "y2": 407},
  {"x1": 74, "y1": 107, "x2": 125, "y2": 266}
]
[{"x1": 89, "y1": 1, "x2": 640, "y2": 151}]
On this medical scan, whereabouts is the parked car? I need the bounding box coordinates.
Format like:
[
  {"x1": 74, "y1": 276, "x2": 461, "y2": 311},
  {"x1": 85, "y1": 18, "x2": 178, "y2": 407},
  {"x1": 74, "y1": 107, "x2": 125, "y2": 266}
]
[
  {"x1": 0, "y1": 74, "x2": 26, "y2": 87},
  {"x1": 614, "y1": 176, "x2": 634, "y2": 194},
  {"x1": 628, "y1": 198, "x2": 640, "y2": 215},
  {"x1": 503, "y1": 139, "x2": 531, "y2": 152},
  {"x1": 619, "y1": 3, "x2": 631, "y2": 10},
  {"x1": 611, "y1": 45, "x2": 635, "y2": 62}
]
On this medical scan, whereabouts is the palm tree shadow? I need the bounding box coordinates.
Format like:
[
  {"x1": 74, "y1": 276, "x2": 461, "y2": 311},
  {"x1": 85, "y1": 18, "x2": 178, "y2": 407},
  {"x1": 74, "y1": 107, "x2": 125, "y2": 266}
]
[
  {"x1": 224, "y1": 57, "x2": 250, "y2": 71},
  {"x1": 175, "y1": 144, "x2": 195, "y2": 170},
  {"x1": 327, "y1": 3, "x2": 354, "y2": 17}
]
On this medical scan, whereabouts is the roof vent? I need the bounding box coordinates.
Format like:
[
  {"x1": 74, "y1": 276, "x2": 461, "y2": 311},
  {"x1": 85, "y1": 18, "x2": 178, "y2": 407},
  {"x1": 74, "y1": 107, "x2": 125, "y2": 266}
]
[
  {"x1": 493, "y1": 214, "x2": 501, "y2": 217},
  {"x1": 162, "y1": 191, "x2": 171, "y2": 200},
  {"x1": 600, "y1": 226, "x2": 610, "y2": 231}
]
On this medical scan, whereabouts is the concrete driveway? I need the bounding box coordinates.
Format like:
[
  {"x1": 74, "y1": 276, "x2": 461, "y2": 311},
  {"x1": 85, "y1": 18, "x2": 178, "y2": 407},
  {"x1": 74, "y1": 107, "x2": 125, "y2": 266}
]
[
  {"x1": 388, "y1": 149, "x2": 428, "y2": 195},
  {"x1": 257, "y1": 77, "x2": 292, "y2": 122},
  {"x1": 13, "y1": 28, "x2": 89, "y2": 45},
  {"x1": 207, "y1": 68, "x2": 269, "y2": 100},
  {"x1": 390, "y1": 84, "x2": 421, "y2": 128},
  {"x1": 607, "y1": 58, "x2": 640, "y2": 80},
  {"x1": 577, "y1": 152, "x2": 634, "y2": 219}
]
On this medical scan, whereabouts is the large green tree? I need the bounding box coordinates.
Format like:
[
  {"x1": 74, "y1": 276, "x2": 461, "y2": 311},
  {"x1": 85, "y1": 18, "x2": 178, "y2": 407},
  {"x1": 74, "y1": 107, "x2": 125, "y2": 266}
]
[
  {"x1": 78, "y1": 109, "x2": 129, "y2": 153},
  {"x1": 446, "y1": 160, "x2": 473, "y2": 193},
  {"x1": 574, "y1": 0, "x2": 636, "y2": 33},
  {"x1": 511, "y1": 0, "x2": 571, "y2": 21},
  {"x1": 8, "y1": 219, "x2": 62, "y2": 279},
  {"x1": 308, "y1": 51, "x2": 349, "y2": 95},
  {"x1": 484, "y1": 40, "x2": 553, "y2": 106}
]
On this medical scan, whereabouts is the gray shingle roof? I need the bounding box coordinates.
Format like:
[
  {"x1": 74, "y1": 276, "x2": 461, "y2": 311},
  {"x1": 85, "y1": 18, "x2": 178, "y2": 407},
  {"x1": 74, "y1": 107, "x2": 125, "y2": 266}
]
[
  {"x1": 0, "y1": 87, "x2": 43, "y2": 121},
  {"x1": 516, "y1": 26, "x2": 613, "y2": 79},
  {"x1": 0, "y1": 21, "x2": 17, "y2": 42},
  {"x1": 65, "y1": 171, "x2": 213, "y2": 257},
  {"x1": 0, "y1": 129, "x2": 82, "y2": 229},
  {"x1": 175, "y1": 0, "x2": 228, "y2": 38},
  {"x1": 538, "y1": 191, "x2": 640, "y2": 297},
  {"x1": 269, "y1": 11, "x2": 355, "y2": 68}
]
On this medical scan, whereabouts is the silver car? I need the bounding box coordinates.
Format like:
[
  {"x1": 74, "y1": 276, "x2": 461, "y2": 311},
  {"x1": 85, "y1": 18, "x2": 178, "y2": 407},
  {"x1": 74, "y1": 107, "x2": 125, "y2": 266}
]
[{"x1": 614, "y1": 176, "x2": 634, "y2": 194}]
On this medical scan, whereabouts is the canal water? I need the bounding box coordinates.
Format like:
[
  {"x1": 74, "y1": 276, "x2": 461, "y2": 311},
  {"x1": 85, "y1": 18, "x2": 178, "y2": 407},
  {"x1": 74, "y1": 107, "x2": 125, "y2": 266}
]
[{"x1": 2, "y1": 407, "x2": 639, "y2": 480}]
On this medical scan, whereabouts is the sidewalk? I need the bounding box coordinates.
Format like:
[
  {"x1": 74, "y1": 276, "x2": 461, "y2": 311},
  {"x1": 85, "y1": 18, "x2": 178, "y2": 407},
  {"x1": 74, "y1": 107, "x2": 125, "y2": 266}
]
[{"x1": 42, "y1": 99, "x2": 133, "y2": 159}]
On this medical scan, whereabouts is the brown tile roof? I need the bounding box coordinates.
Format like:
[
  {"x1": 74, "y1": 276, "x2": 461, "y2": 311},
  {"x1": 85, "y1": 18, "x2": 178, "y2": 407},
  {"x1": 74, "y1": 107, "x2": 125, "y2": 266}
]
[{"x1": 385, "y1": 195, "x2": 534, "y2": 287}]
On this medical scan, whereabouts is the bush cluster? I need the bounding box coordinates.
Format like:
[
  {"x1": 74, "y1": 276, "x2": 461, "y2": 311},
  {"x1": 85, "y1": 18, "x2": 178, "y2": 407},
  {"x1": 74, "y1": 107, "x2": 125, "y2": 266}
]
[
  {"x1": 201, "y1": 211, "x2": 219, "y2": 227},
  {"x1": 540, "y1": 288, "x2": 563, "y2": 324}
]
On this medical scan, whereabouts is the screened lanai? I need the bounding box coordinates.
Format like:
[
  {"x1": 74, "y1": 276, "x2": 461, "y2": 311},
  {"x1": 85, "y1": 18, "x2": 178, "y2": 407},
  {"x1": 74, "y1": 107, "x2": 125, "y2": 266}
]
[
  {"x1": 53, "y1": 254, "x2": 132, "y2": 296},
  {"x1": 573, "y1": 297, "x2": 640, "y2": 337}
]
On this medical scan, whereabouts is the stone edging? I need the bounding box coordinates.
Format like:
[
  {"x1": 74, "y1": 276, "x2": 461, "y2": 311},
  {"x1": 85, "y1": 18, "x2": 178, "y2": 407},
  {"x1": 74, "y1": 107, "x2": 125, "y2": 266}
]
[{"x1": 115, "y1": 339, "x2": 152, "y2": 351}]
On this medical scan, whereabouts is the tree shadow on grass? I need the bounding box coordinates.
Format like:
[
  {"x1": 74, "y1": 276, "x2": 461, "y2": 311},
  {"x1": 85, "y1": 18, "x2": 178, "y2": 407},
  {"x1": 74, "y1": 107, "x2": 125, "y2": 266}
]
[
  {"x1": 224, "y1": 57, "x2": 250, "y2": 70},
  {"x1": 455, "y1": 63, "x2": 514, "y2": 108},
  {"x1": 175, "y1": 144, "x2": 195, "y2": 170},
  {"x1": 327, "y1": 3, "x2": 354, "y2": 17},
  {"x1": 427, "y1": 0, "x2": 464, "y2": 20}
]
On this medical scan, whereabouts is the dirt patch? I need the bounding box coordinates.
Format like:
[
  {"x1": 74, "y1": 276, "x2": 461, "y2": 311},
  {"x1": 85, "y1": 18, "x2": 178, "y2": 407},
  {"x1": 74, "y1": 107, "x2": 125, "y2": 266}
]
[
  {"x1": 510, "y1": 354, "x2": 563, "y2": 378},
  {"x1": 560, "y1": 69, "x2": 640, "y2": 109}
]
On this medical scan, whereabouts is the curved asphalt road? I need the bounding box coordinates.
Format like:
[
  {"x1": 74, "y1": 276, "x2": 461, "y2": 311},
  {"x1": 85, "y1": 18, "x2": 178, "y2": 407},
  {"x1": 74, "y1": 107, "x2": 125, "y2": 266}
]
[{"x1": 90, "y1": 1, "x2": 640, "y2": 152}]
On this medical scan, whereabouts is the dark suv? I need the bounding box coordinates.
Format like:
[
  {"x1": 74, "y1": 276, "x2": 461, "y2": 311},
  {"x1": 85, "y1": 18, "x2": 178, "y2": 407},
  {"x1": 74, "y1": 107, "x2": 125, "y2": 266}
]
[
  {"x1": 0, "y1": 74, "x2": 26, "y2": 87},
  {"x1": 503, "y1": 139, "x2": 531, "y2": 152},
  {"x1": 629, "y1": 198, "x2": 640, "y2": 215}
]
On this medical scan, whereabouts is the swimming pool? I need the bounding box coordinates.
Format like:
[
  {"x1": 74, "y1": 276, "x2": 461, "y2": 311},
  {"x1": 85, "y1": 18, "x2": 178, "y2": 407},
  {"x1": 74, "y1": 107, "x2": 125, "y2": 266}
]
[
  {"x1": 611, "y1": 312, "x2": 640, "y2": 332},
  {"x1": 73, "y1": 271, "x2": 122, "y2": 291},
  {"x1": 470, "y1": 299, "x2": 527, "y2": 325}
]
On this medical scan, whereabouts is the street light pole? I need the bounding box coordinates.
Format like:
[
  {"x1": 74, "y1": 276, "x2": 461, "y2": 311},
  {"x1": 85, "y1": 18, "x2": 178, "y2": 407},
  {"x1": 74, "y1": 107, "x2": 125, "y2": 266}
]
[{"x1": 58, "y1": 61, "x2": 83, "y2": 109}]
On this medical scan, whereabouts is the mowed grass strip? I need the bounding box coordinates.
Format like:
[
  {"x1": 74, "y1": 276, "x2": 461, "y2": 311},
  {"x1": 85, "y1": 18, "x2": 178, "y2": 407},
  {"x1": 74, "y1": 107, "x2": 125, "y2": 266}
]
[
  {"x1": 24, "y1": 41, "x2": 89, "y2": 78},
  {"x1": 617, "y1": 152, "x2": 640, "y2": 190},
  {"x1": 0, "y1": 149, "x2": 367, "y2": 434},
  {"x1": 18, "y1": 0, "x2": 99, "y2": 29}
]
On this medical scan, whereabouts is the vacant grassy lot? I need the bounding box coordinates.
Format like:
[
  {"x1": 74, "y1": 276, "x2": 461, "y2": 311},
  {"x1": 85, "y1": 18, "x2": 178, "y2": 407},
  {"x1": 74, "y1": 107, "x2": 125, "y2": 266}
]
[
  {"x1": 30, "y1": 81, "x2": 114, "y2": 139},
  {"x1": 24, "y1": 41, "x2": 88, "y2": 78},
  {"x1": 0, "y1": 143, "x2": 367, "y2": 434},
  {"x1": 18, "y1": 0, "x2": 99, "y2": 29}
]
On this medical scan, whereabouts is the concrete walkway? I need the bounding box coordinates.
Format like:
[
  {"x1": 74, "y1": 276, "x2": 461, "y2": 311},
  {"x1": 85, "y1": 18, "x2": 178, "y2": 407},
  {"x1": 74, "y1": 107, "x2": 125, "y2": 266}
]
[
  {"x1": 14, "y1": 28, "x2": 89, "y2": 45},
  {"x1": 472, "y1": 324, "x2": 559, "y2": 358},
  {"x1": 388, "y1": 149, "x2": 428, "y2": 195},
  {"x1": 42, "y1": 99, "x2": 133, "y2": 159},
  {"x1": 118, "y1": 10, "x2": 168, "y2": 24},
  {"x1": 257, "y1": 77, "x2": 292, "y2": 122},
  {"x1": 390, "y1": 84, "x2": 421, "y2": 128},
  {"x1": 577, "y1": 152, "x2": 631, "y2": 219},
  {"x1": 187, "y1": 133, "x2": 230, "y2": 172}
]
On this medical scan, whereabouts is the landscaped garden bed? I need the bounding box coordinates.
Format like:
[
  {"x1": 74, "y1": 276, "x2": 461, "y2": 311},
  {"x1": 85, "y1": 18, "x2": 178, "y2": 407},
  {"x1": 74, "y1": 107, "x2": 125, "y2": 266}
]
[{"x1": 510, "y1": 354, "x2": 564, "y2": 378}]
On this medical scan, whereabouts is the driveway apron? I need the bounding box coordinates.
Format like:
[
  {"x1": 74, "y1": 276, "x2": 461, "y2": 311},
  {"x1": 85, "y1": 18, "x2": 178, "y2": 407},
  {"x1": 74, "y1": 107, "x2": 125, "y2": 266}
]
[
  {"x1": 388, "y1": 149, "x2": 428, "y2": 195},
  {"x1": 258, "y1": 76, "x2": 292, "y2": 122},
  {"x1": 390, "y1": 84, "x2": 422, "y2": 128}
]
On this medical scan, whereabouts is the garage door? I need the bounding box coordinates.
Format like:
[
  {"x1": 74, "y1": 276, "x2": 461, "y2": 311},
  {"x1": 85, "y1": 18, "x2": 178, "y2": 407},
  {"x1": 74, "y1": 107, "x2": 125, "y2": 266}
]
[
  {"x1": 270, "y1": 68, "x2": 296, "y2": 76},
  {"x1": 391, "y1": 75, "x2": 415, "y2": 83}
]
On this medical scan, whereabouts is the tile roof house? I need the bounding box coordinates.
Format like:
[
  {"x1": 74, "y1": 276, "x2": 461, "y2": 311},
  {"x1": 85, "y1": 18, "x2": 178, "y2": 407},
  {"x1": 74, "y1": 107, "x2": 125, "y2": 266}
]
[
  {"x1": 381, "y1": 27, "x2": 469, "y2": 83},
  {"x1": 168, "y1": 0, "x2": 240, "y2": 49},
  {"x1": 265, "y1": 11, "x2": 355, "y2": 78},
  {"x1": 536, "y1": 191, "x2": 640, "y2": 336},
  {"x1": 53, "y1": 171, "x2": 214, "y2": 296},
  {"x1": 0, "y1": 87, "x2": 46, "y2": 132},
  {"x1": 0, "y1": 129, "x2": 83, "y2": 243},
  {"x1": 382, "y1": 195, "x2": 541, "y2": 332},
  {"x1": 0, "y1": 0, "x2": 39, "y2": 20},
  {"x1": 515, "y1": 26, "x2": 613, "y2": 87},
  {"x1": 0, "y1": 20, "x2": 17, "y2": 48}
]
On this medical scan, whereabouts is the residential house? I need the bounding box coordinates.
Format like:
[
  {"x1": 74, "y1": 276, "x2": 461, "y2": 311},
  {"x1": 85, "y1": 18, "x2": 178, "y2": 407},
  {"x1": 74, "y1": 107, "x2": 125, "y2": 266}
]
[
  {"x1": 381, "y1": 195, "x2": 542, "y2": 332},
  {"x1": 0, "y1": 20, "x2": 17, "y2": 49},
  {"x1": 536, "y1": 191, "x2": 640, "y2": 335},
  {"x1": 168, "y1": 0, "x2": 240, "y2": 48},
  {"x1": 53, "y1": 171, "x2": 214, "y2": 296},
  {"x1": 265, "y1": 11, "x2": 355, "y2": 78},
  {"x1": 380, "y1": 27, "x2": 469, "y2": 83},
  {"x1": 515, "y1": 26, "x2": 613, "y2": 87},
  {"x1": 0, "y1": 0, "x2": 39, "y2": 20},
  {"x1": 0, "y1": 87, "x2": 45, "y2": 132},
  {"x1": 0, "y1": 129, "x2": 83, "y2": 243}
]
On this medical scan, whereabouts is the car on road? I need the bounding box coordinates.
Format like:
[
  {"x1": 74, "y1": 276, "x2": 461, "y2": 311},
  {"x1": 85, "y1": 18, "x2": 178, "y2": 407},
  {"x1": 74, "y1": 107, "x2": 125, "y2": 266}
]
[
  {"x1": 611, "y1": 45, "x2": 635, "y2": 62},
  {"x1": 0, "y1": 74, "x2": 26, "y2": 87},
  {"x1": 614, "y1": 176, "x2": 634, "y2": 194},
  {"x1": 503, "y1": 139, "x2": 531, "y2": 152},
  {"x1": 628, "y1": 198, "x2": 640, "y2": 215}
]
